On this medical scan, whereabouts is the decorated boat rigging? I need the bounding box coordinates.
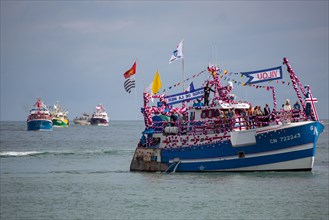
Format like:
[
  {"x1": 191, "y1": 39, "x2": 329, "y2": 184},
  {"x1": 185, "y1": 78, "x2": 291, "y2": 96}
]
[{"x1": 130, "y1": 58, "x2": 325, "y2": 172}]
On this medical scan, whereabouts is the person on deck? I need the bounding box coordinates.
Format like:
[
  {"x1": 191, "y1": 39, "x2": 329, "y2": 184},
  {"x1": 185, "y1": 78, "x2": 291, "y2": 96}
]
[
  {"x1": 284, "y1": 99, "x2": 292, "y2": 111},
  {"x1": 170, "y1": 113, "x2": 177, "y2": 126},
  {"x1": 263, "y1": 104, "x2": 271, "y2": 125},
  {"x1": 292, "y1": 101, "x2": 301, "y2": 121},
  {"x1": 264, "y1": 104, "x2": 271, "y2": 116},
  {"x1": 203, "y1": 83, "x2": 214, "y2": 106},
  {"x1": 283, "y1": 99, "x2": 292, "y2": 122},
  {"x1": 247, "y1": 105, "x2": 255, "y2": 129},
  {"x1": 304, "y1": 91, "x2": 313, "y2": 120}
]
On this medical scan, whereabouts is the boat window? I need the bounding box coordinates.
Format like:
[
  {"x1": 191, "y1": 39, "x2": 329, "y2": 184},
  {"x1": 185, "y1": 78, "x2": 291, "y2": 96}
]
[
  {"x1": 238, "y1": 151, "x2": 245, "y2": 159},
  {"x1": 190, "y1": 112, "x2": 195, "y2": 121},
  {"x1": 201, "y1": 110, "x2": 206, "y2": 119},
  {"x1": 214, "y1": 109, "x2": 220, "y2": 117},
  {"x1": 208, "y1": 109, "x2": 214, "y2": 118}
]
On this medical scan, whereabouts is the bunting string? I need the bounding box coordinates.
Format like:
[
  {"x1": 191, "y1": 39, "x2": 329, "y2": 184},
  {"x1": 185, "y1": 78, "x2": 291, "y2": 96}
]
[
  {"x1": 161, "y1": 66, "x2": 293, "y2": 95},
  {"x1": 161, "y1": 69, "x2": 207, "y2": 93}
]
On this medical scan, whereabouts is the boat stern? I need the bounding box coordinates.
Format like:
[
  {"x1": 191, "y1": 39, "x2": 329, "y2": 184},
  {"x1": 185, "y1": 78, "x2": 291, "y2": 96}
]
[{"x1": 130, "y1": 147, "x2": 167, "y2": 172}]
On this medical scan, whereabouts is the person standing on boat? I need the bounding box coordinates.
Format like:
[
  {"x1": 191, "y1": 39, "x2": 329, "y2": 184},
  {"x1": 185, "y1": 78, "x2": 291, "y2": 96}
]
[
  {"x1": 284, "y1": 99, "x2": 292, "y2": 111},
  {"x1": 292, "y1": 101, "x2": 301, "y2": 122},
  {"x1": 254, "y1": 106, "x2": 264, "y2": 127},
  {"x1": 304, "y1": 91, "x2": 313, "y2": 120},
  {"x1": 247, "y1": 105, "x2": 255, "y2": 129},
  {"x1": 283, "y1": 99, "x2": 292, "y2": 122},
  {"x1": 170, "y1": 113, "x2": 177, "y2": 126},
  {"x1": 203, "y1": 83, "x2": 214, "y2": 106},
  {"x1": 264, "y1": 104, "x2": 271, "y2": 125}
]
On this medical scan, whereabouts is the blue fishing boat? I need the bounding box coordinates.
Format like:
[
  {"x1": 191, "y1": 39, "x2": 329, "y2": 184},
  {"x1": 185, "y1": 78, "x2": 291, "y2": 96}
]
[
  {"x1": 27, "y1": 99, "x2": 53, "y2": 131},
  {"x1": 130, "y1": 58, "x2": 325, "y2": 172}
]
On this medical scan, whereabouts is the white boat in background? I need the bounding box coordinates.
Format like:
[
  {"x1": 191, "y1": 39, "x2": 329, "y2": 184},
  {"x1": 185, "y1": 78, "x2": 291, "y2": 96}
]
[
  {"x1": 90, "y1": 104, "x2": 109, "y2": 126},
  {"x1": 73, "y1": 113, "x2": 91, "y2": 125}
]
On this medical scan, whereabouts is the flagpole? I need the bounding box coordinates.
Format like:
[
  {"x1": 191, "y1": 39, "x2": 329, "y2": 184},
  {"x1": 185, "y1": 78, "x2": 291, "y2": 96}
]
[
  {"x1": 134, "y1": 59, "x2": 140, "y2": 120},
  {"x1": 134, "y1": 86, "x2": 138, "y2": 120},
  {"x1": 182, "y1": 39, "x2": 185, "y2": 92},
  {"x1": 182, "y1": 57, "x2": 185, "y2": 92}
]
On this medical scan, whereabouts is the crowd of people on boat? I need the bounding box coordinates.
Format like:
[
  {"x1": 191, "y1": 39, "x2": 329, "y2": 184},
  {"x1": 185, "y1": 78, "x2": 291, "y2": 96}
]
[
  {"x1": 146, "y1": 79, "x2": 314, "y2": 136},
  {"x1": 150, "y1": 98, "x2": 308, "y2": 135},
  {"x1": 159, "y1": 98, "x2": 308, "y2": 134}
]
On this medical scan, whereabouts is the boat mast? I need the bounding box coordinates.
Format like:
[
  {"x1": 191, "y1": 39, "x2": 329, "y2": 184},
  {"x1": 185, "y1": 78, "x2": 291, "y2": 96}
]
[
  {"x1": 283, "y1": 58, "x2": 306, "y2": 110},
  {"x1": 182, "y1": 55, "x2": 185, "y2": 92},
  {"x1": 283, "y1": 57, "x2": 319, "y2": 121}
]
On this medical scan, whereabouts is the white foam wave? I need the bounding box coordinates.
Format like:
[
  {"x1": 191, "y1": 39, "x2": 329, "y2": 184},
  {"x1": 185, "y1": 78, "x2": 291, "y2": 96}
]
[{"x1": 0, "y1": 151, "x2": 43, "y2": 157}]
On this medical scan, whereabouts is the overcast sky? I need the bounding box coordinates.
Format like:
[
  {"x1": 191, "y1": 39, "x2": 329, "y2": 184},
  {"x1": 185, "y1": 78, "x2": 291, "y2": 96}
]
[{"x1": 1, "y1": 1, "x2": 328, "y2": 121}]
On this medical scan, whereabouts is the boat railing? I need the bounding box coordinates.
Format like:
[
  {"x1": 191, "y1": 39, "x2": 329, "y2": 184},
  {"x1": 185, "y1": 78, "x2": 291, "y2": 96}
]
[
  {"x1": 28, "y1": 114, "x2": 52, "y2": 121},
  {"x1": 150, "y1": 109, "x2": 310, "y2": 136},
  {"x1": 273, "y1": 109, "x2": 309, "y2": 123},
  {"x1": 152, "y1": 117, "x2": 237, "y2": 135}
]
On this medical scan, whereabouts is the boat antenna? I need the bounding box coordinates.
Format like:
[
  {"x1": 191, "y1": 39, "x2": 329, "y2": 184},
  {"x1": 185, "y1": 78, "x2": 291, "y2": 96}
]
[
  {"x1": 134, "y1": 58, "x2": 140, "y2": 120},
  {"x1": 182, "y1": 40, "x2": 185, "y2": 92}
]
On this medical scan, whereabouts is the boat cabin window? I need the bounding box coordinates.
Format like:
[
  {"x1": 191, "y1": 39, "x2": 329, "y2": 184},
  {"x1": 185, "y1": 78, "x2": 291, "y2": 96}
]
[
  {"x1": 214, "y1": 109, "x2": 220, "y2": 117},
  {"x1": 201, "y1": 110, "x2": 206, "y2": 119},
  {"x1": 190, "y1": 112, "x2": 195, "y2": 121},
  {"x1": 201, "y1": 109, "x2": 217, "y2": 119},
  {"x1": 208, "y1": 109, "x2": 213, "y2": 118}
]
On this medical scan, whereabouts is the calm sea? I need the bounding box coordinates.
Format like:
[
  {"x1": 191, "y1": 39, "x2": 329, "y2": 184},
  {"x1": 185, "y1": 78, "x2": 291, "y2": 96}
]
[{"x1": 1, "y1": 120, "x2": 328, "y2": 220}]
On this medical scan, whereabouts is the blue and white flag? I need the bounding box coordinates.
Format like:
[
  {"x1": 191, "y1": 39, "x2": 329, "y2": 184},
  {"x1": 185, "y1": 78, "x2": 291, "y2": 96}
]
[
  {"x1": 186, "y1": 82, "x2": 195, "y2": 92},
  {"x1": 169, "y1": 40, "x2": 184, "y2": 64},
  {"x1": 240, "y1": 66, "x2": 282, "y2": 85}
]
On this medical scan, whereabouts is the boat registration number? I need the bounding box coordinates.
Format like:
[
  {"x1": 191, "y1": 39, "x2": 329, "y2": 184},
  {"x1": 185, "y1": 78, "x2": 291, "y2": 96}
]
[{"x1": 270, "y1": 133, "x2": 301, "y2": 144}]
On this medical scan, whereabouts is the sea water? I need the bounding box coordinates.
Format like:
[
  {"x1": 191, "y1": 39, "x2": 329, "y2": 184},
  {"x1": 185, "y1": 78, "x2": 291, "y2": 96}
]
[{"x1": 1, "y1": 120, "x2": 328, "y2": 220}]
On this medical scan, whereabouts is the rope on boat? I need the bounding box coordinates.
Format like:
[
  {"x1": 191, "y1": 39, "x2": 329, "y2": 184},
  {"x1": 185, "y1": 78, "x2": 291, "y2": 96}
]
[
  {"x1": 164, "y1": 161, "x2": 181, "y2": 173},
  {"x1": 172, "y1": 161, "x2": 181, "y2": 173},
  {"x1": 164, "y1": 163, "x2": 176, "y2": 173}
]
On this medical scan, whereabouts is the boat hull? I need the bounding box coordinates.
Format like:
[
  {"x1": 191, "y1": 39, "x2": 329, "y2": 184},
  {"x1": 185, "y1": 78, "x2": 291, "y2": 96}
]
[
  {"x1": 52, "y1": 118, "x2": 69, "y2": 127},
  {"x1": 130, "y1": 121, "x2": 324, "y2": 172},
  {"x1": 73, "y1": 119, "x2": 90, "y2": 125},
  {"x1": 90, "y1": 118, "x2": 109, "y2": 126},
  {"x1": 27, "y1": 119, "x2": 53, "y2": 131}
]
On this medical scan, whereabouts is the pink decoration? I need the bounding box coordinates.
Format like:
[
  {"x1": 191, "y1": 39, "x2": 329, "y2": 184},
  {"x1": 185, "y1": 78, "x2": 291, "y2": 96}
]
[{"x1": 283, "y1": 58, "x2": 306, "y2": 110}]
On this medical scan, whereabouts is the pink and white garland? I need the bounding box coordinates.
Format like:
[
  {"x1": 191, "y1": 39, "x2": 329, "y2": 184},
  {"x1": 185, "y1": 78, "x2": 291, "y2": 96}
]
[
  {"x1": 283, "y1": 58, "x2": 306, "y2": 110},
  {"x1": 143, "y1": 93, "x2": 188, "y2": 128}
]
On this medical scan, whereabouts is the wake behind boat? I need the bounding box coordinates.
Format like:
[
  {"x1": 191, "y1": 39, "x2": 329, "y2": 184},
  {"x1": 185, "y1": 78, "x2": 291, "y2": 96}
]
[
  {"x1": 90, "y1": 104, "x2": 109, "y2": 126},
  {"x1": 27, "y1": 98, "x2": 53, "y2": 131},
  {"x1": 130, "y1": 58, "x2": 325, "y2": 172}
]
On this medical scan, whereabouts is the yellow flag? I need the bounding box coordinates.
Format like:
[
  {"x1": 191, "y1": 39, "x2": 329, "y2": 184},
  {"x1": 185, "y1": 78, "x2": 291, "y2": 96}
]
[{"x1": 152, "y1": 70, "x2": 162, "y2": 94}]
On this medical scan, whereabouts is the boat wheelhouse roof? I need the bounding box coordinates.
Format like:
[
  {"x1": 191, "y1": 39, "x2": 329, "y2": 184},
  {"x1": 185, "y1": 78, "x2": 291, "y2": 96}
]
[
  {"x1": 214, "y1": 101, "x2": 250, "y2": 109},
  {"x1": 30, "y1": 108, "x2": 50, "y2": 114}
]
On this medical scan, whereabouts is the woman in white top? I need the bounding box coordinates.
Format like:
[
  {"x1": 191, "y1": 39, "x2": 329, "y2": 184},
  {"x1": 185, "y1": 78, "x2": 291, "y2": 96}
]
[{"x1": 284, "y1": 99, "x2": 292, "y2": 111}]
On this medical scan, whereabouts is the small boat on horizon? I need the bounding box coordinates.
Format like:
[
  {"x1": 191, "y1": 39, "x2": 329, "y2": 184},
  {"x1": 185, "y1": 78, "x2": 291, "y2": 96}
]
[
  {"x1": 90, "y1": 104, "x2": 109, "y2": 126},
  {"x1": 50, "y1": 101, "x2": 69, "y2": 127},
  {"x1": 27, "y1": 98, "x2": 53, "y2": 131},
  {"x1": 73, "y1": 113, "x2": 91, "y2": 125}
]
